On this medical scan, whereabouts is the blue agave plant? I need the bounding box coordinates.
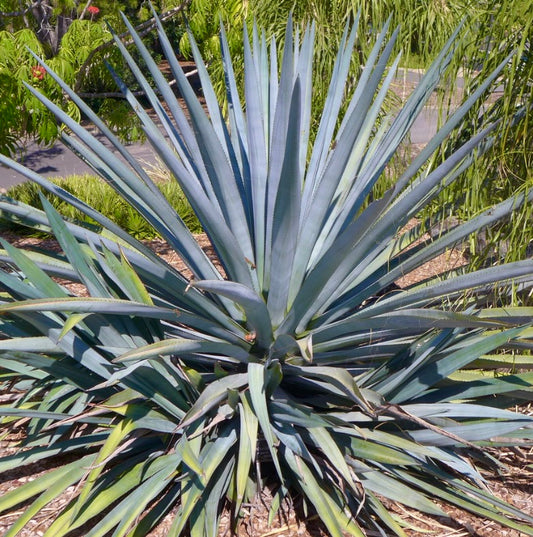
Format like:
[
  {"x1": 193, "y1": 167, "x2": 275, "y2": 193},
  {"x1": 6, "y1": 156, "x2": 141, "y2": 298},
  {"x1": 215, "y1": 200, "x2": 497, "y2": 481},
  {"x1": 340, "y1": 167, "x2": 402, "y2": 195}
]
[{"x1": 0, "y1": 9, "x2": 532, "y2": 537}]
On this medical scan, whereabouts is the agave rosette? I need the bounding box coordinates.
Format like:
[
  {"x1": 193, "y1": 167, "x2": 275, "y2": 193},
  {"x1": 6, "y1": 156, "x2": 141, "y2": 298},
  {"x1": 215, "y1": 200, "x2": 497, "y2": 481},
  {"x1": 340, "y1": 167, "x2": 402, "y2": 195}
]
[{"x1": 0, "y1": 10, "x2": 532, "y2": 537}]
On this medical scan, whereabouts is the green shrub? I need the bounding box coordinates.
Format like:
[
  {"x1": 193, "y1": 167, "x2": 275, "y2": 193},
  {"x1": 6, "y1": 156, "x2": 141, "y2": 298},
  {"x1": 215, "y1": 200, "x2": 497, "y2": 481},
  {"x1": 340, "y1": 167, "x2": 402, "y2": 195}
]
[
  {"x1": 2, "y1": 173, "x2": 201, "y2": 238},
  {"x1": 0, "y1": 10, "x2": 532, "y2": 537}
]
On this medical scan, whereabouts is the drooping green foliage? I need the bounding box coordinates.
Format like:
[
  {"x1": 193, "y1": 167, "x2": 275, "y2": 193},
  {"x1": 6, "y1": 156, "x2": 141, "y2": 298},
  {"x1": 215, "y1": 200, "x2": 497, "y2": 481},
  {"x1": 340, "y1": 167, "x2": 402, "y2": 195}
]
[{"x1": 0, "y1": 10, "x2": 533, "y2": 537}]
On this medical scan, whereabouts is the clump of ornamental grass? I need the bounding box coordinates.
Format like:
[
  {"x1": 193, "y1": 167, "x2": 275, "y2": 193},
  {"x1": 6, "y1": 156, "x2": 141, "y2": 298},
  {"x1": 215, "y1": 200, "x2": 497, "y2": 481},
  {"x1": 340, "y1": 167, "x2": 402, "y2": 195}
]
[
  {"x1": 0, "y1": 8, "x2": 532, "y2": 537},
  {"x1": 3, "y1": 173, "x2": 201, "y2": 238}
]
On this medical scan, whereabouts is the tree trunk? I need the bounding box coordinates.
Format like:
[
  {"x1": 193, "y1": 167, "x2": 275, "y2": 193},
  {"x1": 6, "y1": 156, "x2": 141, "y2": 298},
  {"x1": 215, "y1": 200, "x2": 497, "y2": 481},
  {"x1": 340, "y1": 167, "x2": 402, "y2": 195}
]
[{"x1": 30, "y1": 0, "x2": 75, "y2": 55}]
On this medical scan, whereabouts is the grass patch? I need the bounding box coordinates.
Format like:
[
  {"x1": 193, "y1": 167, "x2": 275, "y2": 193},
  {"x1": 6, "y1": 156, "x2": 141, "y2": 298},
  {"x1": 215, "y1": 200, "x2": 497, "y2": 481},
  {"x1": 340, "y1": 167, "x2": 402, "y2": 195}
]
[{"x1": 1, "y1": 173, "x2": 202, "y2": 239}]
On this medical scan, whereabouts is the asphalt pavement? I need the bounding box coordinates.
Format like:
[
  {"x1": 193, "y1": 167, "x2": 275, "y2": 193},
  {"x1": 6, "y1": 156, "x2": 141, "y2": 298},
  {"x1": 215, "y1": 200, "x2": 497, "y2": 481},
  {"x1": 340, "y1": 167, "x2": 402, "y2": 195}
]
[{"x1": 0, "y1": 132, "x2": 159, "y2": 192}]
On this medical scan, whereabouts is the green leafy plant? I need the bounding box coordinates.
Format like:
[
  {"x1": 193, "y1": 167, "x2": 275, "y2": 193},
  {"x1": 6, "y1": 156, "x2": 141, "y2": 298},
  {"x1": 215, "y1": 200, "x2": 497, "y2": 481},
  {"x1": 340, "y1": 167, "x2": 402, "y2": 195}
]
[
  {"x1": 0, "y1": 0, "x2": 189, "y2": 155},
  {"x1": 0, "y1": 10, "x2": 533, "y2": 537}
]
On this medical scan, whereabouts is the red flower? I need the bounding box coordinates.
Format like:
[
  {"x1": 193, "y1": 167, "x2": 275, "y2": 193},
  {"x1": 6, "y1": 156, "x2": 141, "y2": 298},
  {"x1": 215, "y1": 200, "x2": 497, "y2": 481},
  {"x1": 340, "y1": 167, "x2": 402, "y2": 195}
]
[
  {"x1": 31, "y1": 65, "x2": 46, "y2": 81},
  {"x1": 87, "y1": 5, "x2": 100, "y2": 15}
]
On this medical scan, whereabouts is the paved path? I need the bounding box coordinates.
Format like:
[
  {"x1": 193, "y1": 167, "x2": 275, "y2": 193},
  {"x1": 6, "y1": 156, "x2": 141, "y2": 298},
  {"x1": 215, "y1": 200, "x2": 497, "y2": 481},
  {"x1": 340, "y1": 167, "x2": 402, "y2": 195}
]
[{"x1": 0, "y1": 133, "x2": 159, "y2": 192}]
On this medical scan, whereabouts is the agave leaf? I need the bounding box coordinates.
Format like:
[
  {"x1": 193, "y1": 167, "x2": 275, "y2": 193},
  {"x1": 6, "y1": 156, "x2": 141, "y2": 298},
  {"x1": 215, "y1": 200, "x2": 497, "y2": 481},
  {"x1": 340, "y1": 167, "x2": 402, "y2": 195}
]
[
  {"x1": 235, "y1": 396, "x2": 258, "y2": 511},
  {"x1": 113, "y1": 337, "x2": 250, "y2": 364},
  {"x1": 268, "y1": 484, "x2": 289, "y2": 526},
  {"x1": 46, "y1": 452, "x2": 182, "y2": 536},
  {"x1": 479, "y1": 306, "x2": 533, "y2": 324},
  {"x1": 112, "y1": 403, "x2": 177, "y2": 433},
  {"x1": 200, "y1": 459, "x2": 235, "y2": 537},
  {"x1": 40, "y1": 196, "x2": 112, "y2": 297},
  {"x1": 308, "y1": 426, "x2": 361, "y2": 494},
  {"x1": 0, "y1": 242, "x2": 76, "y2": 283},
  {"x1": 393, "y1": 468, "x2": 533, "y2": 535},
  {"x1": 0, "y1": 336, "x2": 63, "y2": 353},
  {"x1": 0, "y1": 296, "x2": 176, "y2": 318},
  {"x1": 57, "y1": 313, "x2": 90, "y2": 340},
  {"x1": 262, "y1": 17, "x2": 295, "y2": 273},
  {"x1": 176, "y1": 434, "x2": 206, "y2": 483},
  {"x1": 8, "y1": 312, "x2": 113, "y2": 380},
  {"x1": 23, "y1": 85, "x2": 226, "y2": 288},
  {"x1": 428, "y1": 372, "x2": 533, "y2": 403},
  {"x1": 357, "y1": 260, "x2": 533, "y2": 319},
  {"x1": 178, "y1": 373, "x2": 248, "y2": 430},
  {"x1": 0, "y1": 295, "x2": 243, "y2": 347},
  {"x1": 140, "y1": 21, "x2": 256, "y2": 284},
  {"x1": 27, "y1": 49, "x2": 158, "y2": 186},
  {"x1": 125, "y1": 482, "x2": 182, "y2": 537},
  {"x1": 248, "y1": 362, "x2": 283, "y2": 479},
  {"x1": 0, "y1": 351, "x2": 106, "y2": 391},
  {"x1": 0, "y1": 238, "x2": 67, "y2": 297},
  {"x1": 0, "y1": 453, "x2": 97, "y2": 528},
  {"x1": 360, "y1": 469, "x2": 445, "y2": 517},
  {"x1": 1, "y1": 407, "x2": 71, "y2": 420},
  {"x1": 284, "y1": 448, "x2": 365, "y2": 537},
  {"x1": 314, "y1": 308, "x2": 505, "y2": 345},
  {"x1": 408, "y1": 420, "x2": 533, "y2": 446},
  {"x1": 21, "y1": 84, "x2": 172, "y2": 222},
  {"x1": 71, "y1": 418, "x2": 137, "y2": 517},
  {"x1": 284, "y1": 364, "x2": 373, "y2": 414},
  {"x1": 405, "y1": 402, "x2": 533, "y2": 421},
  {"x1": 446, "y1": 470, "x2": 533, "y2": 525},
  {"x1": 267, "y1": 77, "x2": 303, "y2": 325},
  {"x1": 314, "y1": 53, "x2": 403, "y2": 256},
  {"x1": 291, "y1": 25, "x2": 399, "y2": 298},
  {"x1": 184, "y1": 24, "x2": 233, "y2": 163},
  {"x1": 0, "y1": 156, "x2": 152, "y2": 260},
  {"x1": 366, "y1": 491, "x2": 409, "y2": 537},
  {"x1": 388, "y1": 326, "x2": 528, "y2": 402},
  {"x1": 325, "y1": 188, "x2": 533, "y2": 321},
  {"x1": 169, "y1": 472, "x2": 203, "y2": 536},
  {"x1": 285, "y1": 126, "x2": 502, "y2": 335},
  {"x1": 302, "y1": 21, "x2": 356, "y2": 206},
  {"x1": 169, "y1": 426, "x2": 238, "y2": 537},
  {"x1": 240, "y1": 24, "x2": 268, "y2": 285},
  {"x1": 199, "y1": 424, "x2": 238, "y2": 485},
  {"x1": 97, "y1": 360, "x2": 188, "y2": 420},
  {"x1": 85, "y1": 467, "x2": 173, "y2": 537},
  {"x1": 218, "y1": 22, "x2": 247, "y2": 155},
  {"x1": 99, "y1": 247, "x2": 153, "y2": 305},
  {"x1": 107, "y1": 71, "x2": 253, "y2": 294},
  {"x1": 392, "y1": 50, "x2": 515, "y2": 194},
  {"x1": 348, "y1": 437, "x2": 420, "y2": 466}
]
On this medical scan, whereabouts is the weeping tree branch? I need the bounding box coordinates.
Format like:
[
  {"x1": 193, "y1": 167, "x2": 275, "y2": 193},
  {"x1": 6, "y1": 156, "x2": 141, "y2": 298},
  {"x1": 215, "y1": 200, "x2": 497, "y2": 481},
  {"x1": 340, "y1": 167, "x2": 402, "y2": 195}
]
[{"x1": 73, "y1": 0, "x2": 192, "y2": 93}]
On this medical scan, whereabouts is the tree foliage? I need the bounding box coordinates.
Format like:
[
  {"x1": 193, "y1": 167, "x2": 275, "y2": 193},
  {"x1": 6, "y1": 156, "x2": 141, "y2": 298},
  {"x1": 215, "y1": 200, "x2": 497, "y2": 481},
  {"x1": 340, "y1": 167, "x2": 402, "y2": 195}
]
[{"x1": 0, "y1": 0, "x2": 188, "y2": 156}]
